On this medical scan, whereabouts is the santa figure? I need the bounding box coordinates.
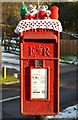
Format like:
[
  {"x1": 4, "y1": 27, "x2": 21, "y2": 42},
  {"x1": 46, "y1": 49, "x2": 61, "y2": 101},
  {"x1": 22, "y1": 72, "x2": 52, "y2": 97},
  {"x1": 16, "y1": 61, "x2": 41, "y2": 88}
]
[
  {"x1": 27, "y1": 4, "x2": 38, "y2": 19},
  {"x1": 38, "y1": 5, "x2": 48, "y2": 19}
]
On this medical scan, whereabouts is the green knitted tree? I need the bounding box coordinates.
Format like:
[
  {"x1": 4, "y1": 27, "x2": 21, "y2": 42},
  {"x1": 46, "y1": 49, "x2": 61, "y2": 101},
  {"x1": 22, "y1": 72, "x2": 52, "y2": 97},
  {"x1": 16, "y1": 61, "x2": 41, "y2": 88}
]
[{"x1": 20, "y1": 2, "x2": 28, "y2": 16}]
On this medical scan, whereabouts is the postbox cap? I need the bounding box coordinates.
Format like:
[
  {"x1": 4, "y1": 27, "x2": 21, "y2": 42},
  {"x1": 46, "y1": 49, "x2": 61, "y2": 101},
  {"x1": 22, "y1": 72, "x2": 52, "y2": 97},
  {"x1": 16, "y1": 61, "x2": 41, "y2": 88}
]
[{"x1": 20, "y1": 2, "x2": 28, "y2": 16}]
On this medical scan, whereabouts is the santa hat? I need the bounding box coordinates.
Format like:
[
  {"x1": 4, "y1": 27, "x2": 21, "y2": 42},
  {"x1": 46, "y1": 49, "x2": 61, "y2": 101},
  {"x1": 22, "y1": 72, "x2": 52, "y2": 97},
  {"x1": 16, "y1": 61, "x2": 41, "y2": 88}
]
[{"x1": 20, "y1": 2, "x2": 28, "y2": 16}]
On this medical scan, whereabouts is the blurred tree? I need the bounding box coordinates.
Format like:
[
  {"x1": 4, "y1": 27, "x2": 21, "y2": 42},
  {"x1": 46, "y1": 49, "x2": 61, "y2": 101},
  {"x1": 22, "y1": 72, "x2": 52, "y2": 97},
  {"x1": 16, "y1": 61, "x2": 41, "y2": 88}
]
[{"x1": 47, "y1": 2, "x2": 78, "y2": 33}]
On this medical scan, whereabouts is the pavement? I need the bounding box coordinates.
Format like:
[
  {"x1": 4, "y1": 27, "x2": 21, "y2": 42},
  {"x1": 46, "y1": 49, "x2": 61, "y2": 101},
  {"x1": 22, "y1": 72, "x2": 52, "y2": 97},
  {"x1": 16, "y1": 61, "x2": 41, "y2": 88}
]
[{"x1": 60, "y1": 62, "x2": 77, "y2": 74}]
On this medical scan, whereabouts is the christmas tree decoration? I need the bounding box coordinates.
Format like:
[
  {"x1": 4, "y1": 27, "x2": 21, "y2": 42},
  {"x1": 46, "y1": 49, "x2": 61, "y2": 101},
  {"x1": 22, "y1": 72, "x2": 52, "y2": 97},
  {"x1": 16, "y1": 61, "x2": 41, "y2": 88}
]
[{"x1": 20, "y1": 2, "x2": 28, "y2": 17}]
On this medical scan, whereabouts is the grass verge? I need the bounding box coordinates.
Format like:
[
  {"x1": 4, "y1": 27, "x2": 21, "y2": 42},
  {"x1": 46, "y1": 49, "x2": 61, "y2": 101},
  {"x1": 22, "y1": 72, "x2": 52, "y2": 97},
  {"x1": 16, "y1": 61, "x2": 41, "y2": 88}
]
[
  {"x1": 0, "y1": 74, "x2": 19, "y2": 84},
  {"x1": 61, "y1": 55, "x2": 77, "y2": 63}
]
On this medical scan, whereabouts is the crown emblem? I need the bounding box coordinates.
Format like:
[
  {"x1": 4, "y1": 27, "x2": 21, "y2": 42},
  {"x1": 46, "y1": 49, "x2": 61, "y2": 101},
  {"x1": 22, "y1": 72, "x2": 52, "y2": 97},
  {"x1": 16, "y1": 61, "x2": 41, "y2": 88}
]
[{"x1": 35, "y1": 45, "x2": 43, "y2": 54}]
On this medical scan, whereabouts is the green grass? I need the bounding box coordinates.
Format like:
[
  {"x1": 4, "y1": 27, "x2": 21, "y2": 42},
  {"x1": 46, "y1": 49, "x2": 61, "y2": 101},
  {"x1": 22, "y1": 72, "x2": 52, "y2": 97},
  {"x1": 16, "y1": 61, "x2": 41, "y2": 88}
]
[
  {"x1": 61, "y1": 55, "x2": 78, "y2": 62},
  {"x1": 0, "y1": 74, "x2": 19, "y2": 84}
]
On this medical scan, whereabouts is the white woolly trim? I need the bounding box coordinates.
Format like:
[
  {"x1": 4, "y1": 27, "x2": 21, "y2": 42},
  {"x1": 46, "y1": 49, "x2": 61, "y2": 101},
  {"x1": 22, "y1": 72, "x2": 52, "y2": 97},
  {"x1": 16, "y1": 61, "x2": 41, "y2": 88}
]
[{"x1": 29, "y1": 10, "x2": 38, "y2": 16}]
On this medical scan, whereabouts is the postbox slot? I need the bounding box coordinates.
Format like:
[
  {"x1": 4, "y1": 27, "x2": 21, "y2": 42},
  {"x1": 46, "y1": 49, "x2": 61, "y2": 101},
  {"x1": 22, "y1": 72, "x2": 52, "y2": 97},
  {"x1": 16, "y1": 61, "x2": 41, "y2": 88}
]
[{"x1": 23, "y1": 39, "x2": 57, "y2": 43}]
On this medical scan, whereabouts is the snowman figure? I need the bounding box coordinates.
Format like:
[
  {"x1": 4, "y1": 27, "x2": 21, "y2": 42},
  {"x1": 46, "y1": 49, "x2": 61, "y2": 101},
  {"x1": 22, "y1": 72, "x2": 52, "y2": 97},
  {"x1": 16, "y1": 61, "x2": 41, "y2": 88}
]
[{"x1": 27, "y1": 4, "x2": 38, "y2": 19}]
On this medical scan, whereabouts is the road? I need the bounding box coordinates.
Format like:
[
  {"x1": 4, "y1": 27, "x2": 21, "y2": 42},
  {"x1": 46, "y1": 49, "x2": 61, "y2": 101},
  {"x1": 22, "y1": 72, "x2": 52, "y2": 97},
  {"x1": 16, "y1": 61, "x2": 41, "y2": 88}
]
[{"x1": 1, "y1": 63, "x2": 77, "y2": 119}]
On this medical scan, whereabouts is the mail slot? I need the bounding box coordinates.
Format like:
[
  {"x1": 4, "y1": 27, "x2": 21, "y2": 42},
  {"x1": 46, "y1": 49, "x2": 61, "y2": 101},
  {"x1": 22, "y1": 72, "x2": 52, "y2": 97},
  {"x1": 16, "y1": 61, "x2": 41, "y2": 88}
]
[{"x1": 15, "y1": 6, "x2": 63, "y2": 116}]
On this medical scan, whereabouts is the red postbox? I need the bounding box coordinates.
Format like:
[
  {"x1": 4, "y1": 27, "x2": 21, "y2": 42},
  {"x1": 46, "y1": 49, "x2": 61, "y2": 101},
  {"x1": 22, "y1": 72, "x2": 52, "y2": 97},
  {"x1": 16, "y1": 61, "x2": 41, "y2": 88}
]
[
  {"x1": 14, "y1": 6, "x2": 62, "y2": 116},
  {"x1": 20, "y1": 30, "x2": 61, "y2": 115}
]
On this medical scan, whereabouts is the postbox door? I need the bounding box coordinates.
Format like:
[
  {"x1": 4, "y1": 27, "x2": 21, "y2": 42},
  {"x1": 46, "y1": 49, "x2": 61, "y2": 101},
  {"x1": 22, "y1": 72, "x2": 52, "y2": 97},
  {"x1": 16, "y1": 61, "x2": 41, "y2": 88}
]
[{"x1": 20, "y1": 40, "x2": 59, "y2": 115}]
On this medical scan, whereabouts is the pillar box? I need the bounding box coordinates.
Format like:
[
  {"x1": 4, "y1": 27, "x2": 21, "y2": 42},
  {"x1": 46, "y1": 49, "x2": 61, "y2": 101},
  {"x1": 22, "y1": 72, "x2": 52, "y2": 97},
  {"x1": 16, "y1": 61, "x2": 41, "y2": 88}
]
[
  {"x1": 20, "y1": 30, "x2": 60, "y2": 116},
  {"x1": 14, "y1": 6, "x2": 62, "y2": 116}
]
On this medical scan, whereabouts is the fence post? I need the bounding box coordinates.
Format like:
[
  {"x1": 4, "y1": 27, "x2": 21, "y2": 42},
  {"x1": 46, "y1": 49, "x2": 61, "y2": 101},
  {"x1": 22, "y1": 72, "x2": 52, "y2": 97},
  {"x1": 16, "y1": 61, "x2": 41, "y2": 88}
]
[{"x1": 3, "y1": 66, "x2": 7, "y2": 79}]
